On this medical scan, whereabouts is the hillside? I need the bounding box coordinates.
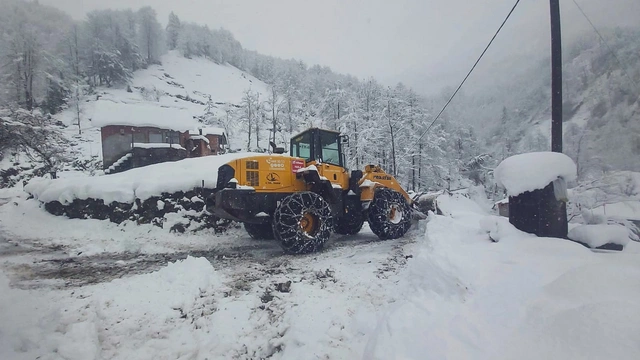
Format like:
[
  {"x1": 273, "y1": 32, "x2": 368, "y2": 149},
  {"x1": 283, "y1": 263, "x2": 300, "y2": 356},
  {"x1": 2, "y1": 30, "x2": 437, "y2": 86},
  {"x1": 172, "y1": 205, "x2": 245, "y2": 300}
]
[
  {"x1": 1, "y1": 50, "x2": 271, "y2": 185},
  {"x1": 447, "y1": 28, "x2": 640, "y2": 178},
  {"x1": 75, "y1": 50, "x2": 269, "y2": 150}
]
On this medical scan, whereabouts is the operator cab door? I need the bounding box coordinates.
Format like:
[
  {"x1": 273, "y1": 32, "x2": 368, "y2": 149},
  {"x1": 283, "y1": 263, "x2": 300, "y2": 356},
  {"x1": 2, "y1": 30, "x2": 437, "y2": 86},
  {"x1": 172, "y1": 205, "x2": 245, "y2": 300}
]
[{"x1": 290, "y1": 128, "x2": 349, "y2": 190}]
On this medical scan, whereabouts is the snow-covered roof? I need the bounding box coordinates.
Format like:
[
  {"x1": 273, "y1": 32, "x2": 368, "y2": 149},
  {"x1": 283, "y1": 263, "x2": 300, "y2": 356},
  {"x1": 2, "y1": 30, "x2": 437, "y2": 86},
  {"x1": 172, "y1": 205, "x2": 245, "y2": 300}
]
[
  {"x1": 91, "y1": 100, "x2": 198, "y2": 132},
  {"x1": 188, "y1": 135, "x2": 210, "y2": 144},
  {"x1": 133, "y1": 143, "x2": 185, "y2": 150},
  {"x1": 495, "y1": 152, "x2": 577, "y2": 197},
  {"x1": 188, "y1": 127, "x2": 226, "y2": 136}
]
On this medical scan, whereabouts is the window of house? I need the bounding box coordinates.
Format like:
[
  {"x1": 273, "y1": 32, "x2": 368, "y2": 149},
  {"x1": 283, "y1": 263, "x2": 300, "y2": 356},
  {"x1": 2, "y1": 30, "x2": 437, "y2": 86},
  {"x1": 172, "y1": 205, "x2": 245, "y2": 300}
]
[
  {"x1": 149, "y1": 132, "x2": 163, "y2": 143},
  {"x1": 133, "y1": 132, "x2": 145, "y2": 143},
  {"x1": 169, "y1": 131, "x2": 180, "y2": 144}
]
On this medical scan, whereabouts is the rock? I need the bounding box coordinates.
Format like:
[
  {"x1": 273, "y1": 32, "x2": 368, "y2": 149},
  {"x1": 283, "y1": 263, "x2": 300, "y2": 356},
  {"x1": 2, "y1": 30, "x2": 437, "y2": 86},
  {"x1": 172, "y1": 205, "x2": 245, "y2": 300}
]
[{"x1": 274, "y1": 281, "x2": 292, "y2": 293}]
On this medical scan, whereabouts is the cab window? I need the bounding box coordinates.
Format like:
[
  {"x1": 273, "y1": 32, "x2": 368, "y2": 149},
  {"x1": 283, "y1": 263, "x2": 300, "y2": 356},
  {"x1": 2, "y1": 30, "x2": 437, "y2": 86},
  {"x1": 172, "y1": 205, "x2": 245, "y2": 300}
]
[
  {"x1": 320, "y1": 131, "x2": 340, "y2": 165},
  {"x1": 291, "y1": 132, "x2": 312, "y2": 161}
]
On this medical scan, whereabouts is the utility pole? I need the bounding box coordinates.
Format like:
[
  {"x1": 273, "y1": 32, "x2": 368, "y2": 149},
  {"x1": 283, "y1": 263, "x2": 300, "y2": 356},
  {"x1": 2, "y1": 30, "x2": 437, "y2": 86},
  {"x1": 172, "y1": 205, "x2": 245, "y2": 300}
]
[{"x1": 550, "y1": 0, "x2": 563, "y2": 152}]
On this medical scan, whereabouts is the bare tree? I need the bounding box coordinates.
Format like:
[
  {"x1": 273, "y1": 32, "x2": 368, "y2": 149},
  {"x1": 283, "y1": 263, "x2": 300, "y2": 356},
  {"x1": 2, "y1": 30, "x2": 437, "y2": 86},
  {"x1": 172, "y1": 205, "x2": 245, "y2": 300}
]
[
  {"x1": 240, "y1": 89, "x2": 255, "y2": 151},
  {"x1": 266, "y1": 86, "x2": 283, "y2": 145},
  {"x1": 0, "y1": 108, "x2": 72, "y2": 178}
]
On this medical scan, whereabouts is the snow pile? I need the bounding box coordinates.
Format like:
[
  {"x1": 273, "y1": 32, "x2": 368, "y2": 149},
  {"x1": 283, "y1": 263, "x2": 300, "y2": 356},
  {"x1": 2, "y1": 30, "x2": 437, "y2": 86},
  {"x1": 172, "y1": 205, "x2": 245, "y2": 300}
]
[
  {"x1": 480, "y1": 215, "x2": 535, "y2": 242},
  {"x1": 568, "y1": 224, "x2": 631, "y2": 248},
  {"x1": 365, "y1": 192, "x2": 640, "y2": 360},
  {"x1": 25, "y1": 153, "x2": 255, "y2": 204},
  {"x1": 495, "y1": 152, "x2": 577, "y2": 196},
  {"x1": 436, "y1": 192, "x2": 487, "y2": 218}
]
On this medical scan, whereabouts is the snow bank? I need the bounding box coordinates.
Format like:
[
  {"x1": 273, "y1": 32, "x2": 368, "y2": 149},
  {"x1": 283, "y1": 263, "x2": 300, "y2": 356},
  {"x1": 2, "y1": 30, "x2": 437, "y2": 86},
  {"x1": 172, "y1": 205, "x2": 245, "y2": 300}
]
[
  {"x1": 64, "y1": 256, "x2": 223, "y2": 360},
  {"x1": 436, "y1": 193, "x2": 488, "y2": 217},
  {"x1": 25, "y1": 153, "x2": 255, "y2": 204},
  {"x1": 365, "y1": 192, "x2": 640, "y2": 360},
  {"x1": 568, "y1": 224, "x2": 631, "y2": 248},
  {"x1": 480, "y1": 215, "x2": 535, "y2": 242},
  {"x1": 590, "y1": 201, "x2": 640, "y2": 221},
  {"x1": 495, "y1": 152, "x2": 577, "y2": 196}
]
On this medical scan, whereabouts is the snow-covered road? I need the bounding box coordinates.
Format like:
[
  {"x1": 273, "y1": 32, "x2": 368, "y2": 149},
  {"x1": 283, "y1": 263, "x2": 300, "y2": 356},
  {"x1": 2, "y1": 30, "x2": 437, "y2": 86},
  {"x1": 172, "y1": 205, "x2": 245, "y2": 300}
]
[{"x1": 1, "y1": 193, "x2": 639, "y2": 360}]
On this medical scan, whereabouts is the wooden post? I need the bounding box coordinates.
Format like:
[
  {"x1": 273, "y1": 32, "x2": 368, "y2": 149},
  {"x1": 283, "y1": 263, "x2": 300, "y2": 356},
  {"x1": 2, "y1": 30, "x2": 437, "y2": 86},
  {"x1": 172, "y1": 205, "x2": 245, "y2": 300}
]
[{"x1": 550, "y1": 0, "x2": 563, "y2": 153}]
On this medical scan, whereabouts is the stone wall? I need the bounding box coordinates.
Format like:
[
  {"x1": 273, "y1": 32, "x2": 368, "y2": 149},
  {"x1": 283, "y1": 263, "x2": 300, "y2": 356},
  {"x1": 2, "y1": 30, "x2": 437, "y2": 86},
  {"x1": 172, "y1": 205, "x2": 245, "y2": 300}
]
[{"x1": 40, "y1": 188, "x2": 232, "y2": 233}]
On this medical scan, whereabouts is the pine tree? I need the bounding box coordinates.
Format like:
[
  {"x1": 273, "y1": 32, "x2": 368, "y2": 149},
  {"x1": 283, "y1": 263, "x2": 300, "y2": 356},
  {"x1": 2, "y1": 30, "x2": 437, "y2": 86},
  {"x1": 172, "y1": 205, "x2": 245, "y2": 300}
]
[{"x1": 166, "y1": 12, "x2": 181, "y2": 50}]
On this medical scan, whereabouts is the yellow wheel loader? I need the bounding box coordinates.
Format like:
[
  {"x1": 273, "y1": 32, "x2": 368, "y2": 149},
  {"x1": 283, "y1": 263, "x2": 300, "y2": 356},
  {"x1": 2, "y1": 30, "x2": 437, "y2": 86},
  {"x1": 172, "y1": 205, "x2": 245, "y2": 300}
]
[{"x1": 208, "y1": 128, "x2": 424, "y2": 254}]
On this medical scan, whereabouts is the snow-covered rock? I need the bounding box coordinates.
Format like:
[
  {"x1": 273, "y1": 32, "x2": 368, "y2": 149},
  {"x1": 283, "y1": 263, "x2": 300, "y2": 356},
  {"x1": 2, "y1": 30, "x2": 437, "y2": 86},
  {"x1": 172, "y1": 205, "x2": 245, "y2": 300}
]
[
  {"x1": 495, "y1": 152, "x2": 577, "y2": 197},
  {"x1": 25, "y1": 153, "x2": 256, "y2": 204}
]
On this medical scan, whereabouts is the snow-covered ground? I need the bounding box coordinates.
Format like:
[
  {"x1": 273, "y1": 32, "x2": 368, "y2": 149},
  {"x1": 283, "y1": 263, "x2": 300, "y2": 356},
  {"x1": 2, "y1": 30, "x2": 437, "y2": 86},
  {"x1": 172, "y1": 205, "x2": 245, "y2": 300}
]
[{"x1": 1, "y1": 190, "x2": 639, "y2": 360}]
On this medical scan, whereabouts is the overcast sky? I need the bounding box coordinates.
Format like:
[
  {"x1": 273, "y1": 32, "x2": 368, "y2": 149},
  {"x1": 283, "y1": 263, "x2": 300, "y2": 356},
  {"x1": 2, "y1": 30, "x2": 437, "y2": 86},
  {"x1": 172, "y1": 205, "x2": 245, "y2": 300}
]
[{"x1": 44, "y1": 0, "x2": 640, "y2": 94}]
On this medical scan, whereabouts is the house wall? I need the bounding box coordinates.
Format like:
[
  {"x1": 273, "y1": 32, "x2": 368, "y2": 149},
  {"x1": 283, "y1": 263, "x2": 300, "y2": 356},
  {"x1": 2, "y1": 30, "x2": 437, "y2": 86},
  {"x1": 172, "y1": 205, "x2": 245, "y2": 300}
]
[
  {"x1": 205, "y1": 135, "x2": 226, "y2": 154},
  {"x1": 102, "y1": 125, "x2": 184, "y2": 169},
  {"x1": 131, "y1": 147, "x2": 187, "y2": 168},
  {"x1": 101, "y1": 125, "x2": 134, "y2": 169},
  {"x1": 102, "y1": 126, "x2": 226, "y2": 170}
]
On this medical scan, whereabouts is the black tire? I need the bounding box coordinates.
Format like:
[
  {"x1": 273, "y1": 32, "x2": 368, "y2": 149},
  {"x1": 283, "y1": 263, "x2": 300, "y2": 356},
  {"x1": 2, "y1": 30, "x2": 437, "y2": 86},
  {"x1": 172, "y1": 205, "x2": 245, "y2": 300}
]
[
  {"x1": 368, "y1": 188, "x2": 412, "y2": 240},
  {"x1": 244, "y1": 222, "x2": 275, "y2": 240},
  {"x1": 334, "y1": 211, "x2": 365, "y2": 235},
  {"x1": 273, "y1": 192, "x2": 332, "y2": 254}
]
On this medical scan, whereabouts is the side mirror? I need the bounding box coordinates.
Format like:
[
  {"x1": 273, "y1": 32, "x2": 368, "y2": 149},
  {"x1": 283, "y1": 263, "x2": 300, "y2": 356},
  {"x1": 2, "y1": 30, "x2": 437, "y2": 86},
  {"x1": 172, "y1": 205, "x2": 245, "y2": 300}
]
[
  {"x1": 269, "y1": 141, "x2": 285, "y2": 154},
  {"x1": 339, "y1": 134, "x2": 350, "y2": 146}
]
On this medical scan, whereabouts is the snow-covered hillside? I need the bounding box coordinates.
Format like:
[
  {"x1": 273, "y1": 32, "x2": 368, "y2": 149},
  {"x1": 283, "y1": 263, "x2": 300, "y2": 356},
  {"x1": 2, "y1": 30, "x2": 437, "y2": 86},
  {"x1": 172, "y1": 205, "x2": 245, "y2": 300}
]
[{"x1": 52, "y1": 51, "x2": 270, "y2": 170}]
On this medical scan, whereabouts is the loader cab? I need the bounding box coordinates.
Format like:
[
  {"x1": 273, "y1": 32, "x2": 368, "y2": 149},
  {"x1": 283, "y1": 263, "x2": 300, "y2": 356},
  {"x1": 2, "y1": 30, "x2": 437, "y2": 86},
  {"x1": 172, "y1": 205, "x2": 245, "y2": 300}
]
[{"x1": 290, "y1": 128, "x2": 346, "y2": 168}]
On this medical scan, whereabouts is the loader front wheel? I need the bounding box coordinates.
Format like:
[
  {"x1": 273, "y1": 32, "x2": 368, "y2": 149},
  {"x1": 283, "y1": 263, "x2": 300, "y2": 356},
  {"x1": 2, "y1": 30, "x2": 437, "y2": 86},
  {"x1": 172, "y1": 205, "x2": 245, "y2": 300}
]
[
  {"x1": 368, "y1": 188, "x2": 412, "y2": 240},
  {"x1": 244, "y1": 222, "x2": 275, "y2": 240},
  {"x1": 273, "y1": 192, "x2": 332, "y2": 254}
]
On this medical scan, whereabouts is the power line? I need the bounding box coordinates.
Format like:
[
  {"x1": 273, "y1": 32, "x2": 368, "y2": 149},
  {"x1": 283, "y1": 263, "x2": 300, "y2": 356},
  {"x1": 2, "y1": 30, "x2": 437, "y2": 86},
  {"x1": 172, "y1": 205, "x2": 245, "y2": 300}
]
[
  {"x1": 571, "y1": 0, "x2": 640, "y2": 96},
  {"x1": 571, "y1": 0, "x2": 625, "y2": 71},
  {"x1": 415, "y1": 0, "x2": 521, "y2": 144}
]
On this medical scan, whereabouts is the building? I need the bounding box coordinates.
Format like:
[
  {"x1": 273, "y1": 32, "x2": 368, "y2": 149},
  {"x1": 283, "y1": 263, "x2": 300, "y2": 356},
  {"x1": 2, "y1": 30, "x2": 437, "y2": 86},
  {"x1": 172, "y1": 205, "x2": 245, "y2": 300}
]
[
  {"x1": 493, "y1": 198, "x2": 509, "y2": 217},
  {"x1": 92, "y1": 101, "x2": 227, "y2": 174},
  {"x1": 186, "y1": 127, "x2": 227, "y2": 158}
]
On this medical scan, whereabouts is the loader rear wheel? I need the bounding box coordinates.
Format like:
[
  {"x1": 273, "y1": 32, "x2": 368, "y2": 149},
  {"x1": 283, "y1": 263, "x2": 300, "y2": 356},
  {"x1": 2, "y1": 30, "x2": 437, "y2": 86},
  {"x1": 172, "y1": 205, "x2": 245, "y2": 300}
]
[
  {"x1": 334, "y1": 211, "x2": 365, "y2": 235},
  {"x1": 244, "y1": 222, "x2": 275, "y2": 240},
  {"x1": 273, "y1": 192, "x2": 332, "y2": 254},
  {"x1": 368, "y1": 188, "x2": 412, "y2": 240}
]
